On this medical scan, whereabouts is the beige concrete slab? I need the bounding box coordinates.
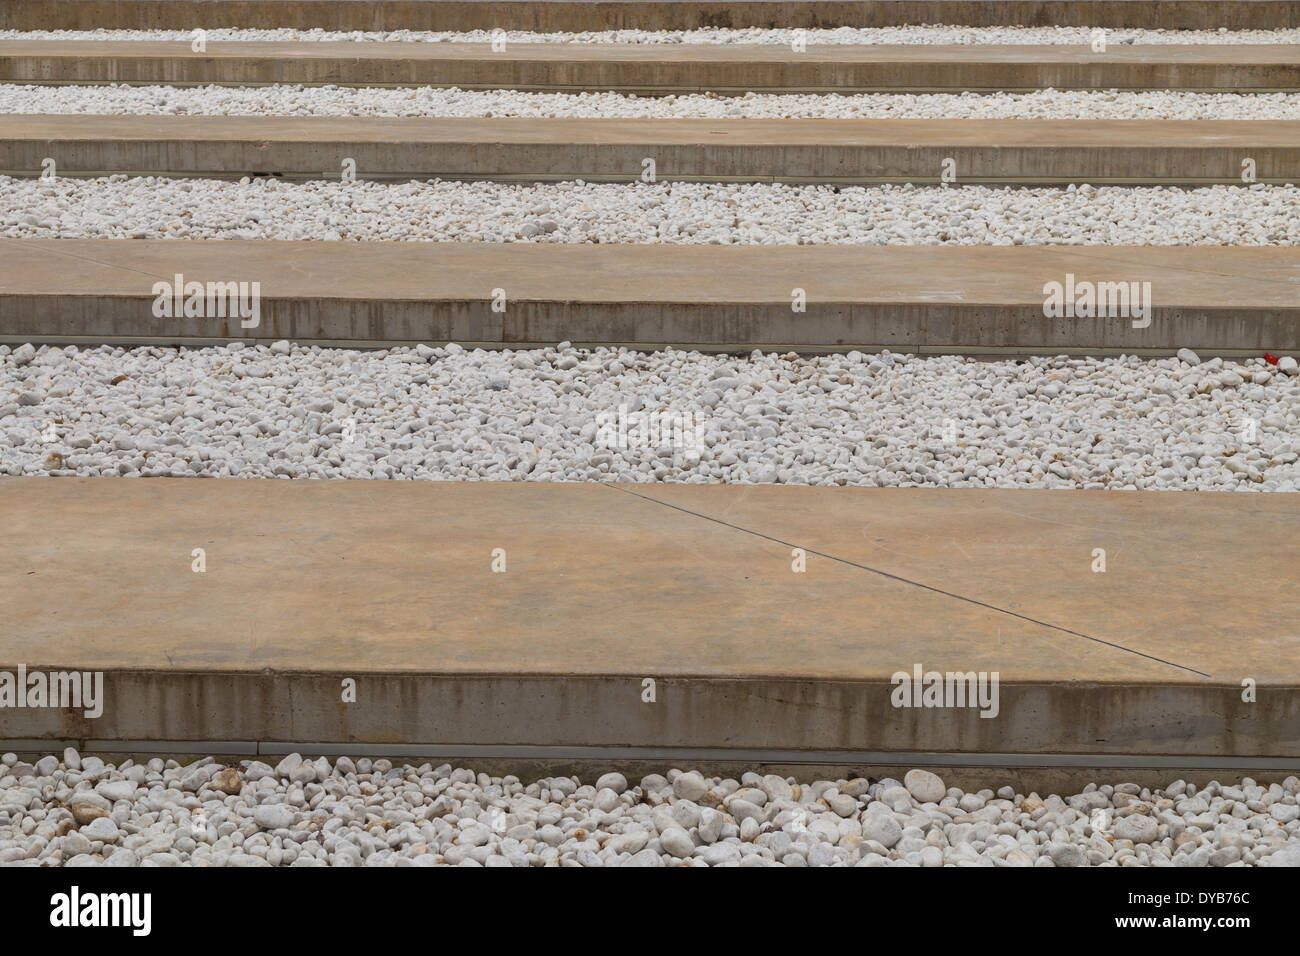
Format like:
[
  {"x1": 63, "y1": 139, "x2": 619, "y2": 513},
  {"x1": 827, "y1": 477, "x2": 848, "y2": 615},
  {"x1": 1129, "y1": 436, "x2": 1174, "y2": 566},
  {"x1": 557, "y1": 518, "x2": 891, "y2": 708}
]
[
  {"x1": 0, "y1": 479, "x2": 1295, "y2": 756},
  {"x1": 2, "y1": 115, "x2": 1297, "y2": 184},
  {"x1": 2, "y1": 0, "x2": 1295, "y2": 32},
  {"x1": 617, "y1": 483, "x2": 1300, "y2": 683},
  {"x1": 1, "y1": 239, "x2": 1297, "y2": 353},
  {"x1": 3, "y1": 41, "x2": 1297, "y2": 91}
]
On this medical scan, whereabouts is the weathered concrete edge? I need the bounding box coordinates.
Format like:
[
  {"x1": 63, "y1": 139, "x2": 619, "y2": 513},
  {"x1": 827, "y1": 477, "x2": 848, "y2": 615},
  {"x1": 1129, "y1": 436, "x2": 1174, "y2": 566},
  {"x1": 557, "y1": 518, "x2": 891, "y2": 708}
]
[
  {"x1": 0, "y1": 334, "x2": 1279, "y2": 361},
  {"x1": 10, "y1": 740, "x2": 1300, "y2": 771},
  {"x1": 3, "y1": 139, "x2": 1296, "y2": 185},
  {"x1": 2, "y1": 0, "x2": 1296, "y2": 32},
  {"x1": 3, "y1": 296, "x2": 1295, "y2": 352},
  {"x1": 0, "y1": 672, "x2": 1295, "y2": 759}
]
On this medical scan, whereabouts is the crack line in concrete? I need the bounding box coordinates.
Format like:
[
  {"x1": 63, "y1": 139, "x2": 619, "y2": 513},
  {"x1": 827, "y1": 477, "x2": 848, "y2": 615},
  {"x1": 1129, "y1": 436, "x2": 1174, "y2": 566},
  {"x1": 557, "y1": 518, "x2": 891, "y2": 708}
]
[
  {"x1": 0, "y1": 236, "x2": 170, "y2": 284},
  {"x1": 609, "y1": 484, "x2": 1212, "y2": 679}
]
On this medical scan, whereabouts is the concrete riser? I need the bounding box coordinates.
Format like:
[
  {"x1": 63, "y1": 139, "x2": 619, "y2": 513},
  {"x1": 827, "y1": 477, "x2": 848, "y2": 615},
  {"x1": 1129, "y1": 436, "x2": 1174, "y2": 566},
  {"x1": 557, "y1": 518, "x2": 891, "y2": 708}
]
[
  {"x1": 2, "y1": 1, "x2": 1296, "y2": 31},
  {"x1": 5, "y1": 142, "x2": 1299, "y2": 186},
  {"x1": 4, "y1": 297, "x2": 1296, "y2": 353},
  {"x1": 1, "y1": 672, "x2": 1295, "y2": 759}
]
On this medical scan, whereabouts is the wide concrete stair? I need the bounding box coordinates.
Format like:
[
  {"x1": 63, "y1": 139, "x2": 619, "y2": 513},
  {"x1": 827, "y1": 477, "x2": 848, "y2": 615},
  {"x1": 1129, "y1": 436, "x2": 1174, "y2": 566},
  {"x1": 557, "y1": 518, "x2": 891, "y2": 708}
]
[
  {"x1": 1, "y1": 479, "x2": 1296, "y2": 769},
  {"x1": 3, "y1": 116, "x2": 1297, "y2": 185},
  {"x1": 2, "y1": 240, "x2": 1297, "y2": 354}
]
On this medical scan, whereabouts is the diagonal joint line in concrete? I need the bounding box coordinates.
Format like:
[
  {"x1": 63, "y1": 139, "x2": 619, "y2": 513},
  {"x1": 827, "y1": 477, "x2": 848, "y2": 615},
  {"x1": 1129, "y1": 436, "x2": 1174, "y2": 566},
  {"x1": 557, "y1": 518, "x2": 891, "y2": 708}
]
[
  {"x1": 607, "y1": 484, "x2": 1212, "y2": 680},
  {"x1": 0, "y1": 235, "x2": 170, "y2": 284}
]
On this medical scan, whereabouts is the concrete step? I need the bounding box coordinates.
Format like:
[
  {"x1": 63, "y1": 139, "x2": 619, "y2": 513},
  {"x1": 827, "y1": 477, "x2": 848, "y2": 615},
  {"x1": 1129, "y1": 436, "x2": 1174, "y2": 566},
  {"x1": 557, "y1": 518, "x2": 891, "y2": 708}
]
[
  {"x1": 3, "y1": 116, "x2": 1298, "y2": 185},
  {"x1": 4, "y1": 41, "x2": 1297, "y2": 92},
  {"x1": 2, "y1": 239, "x2": 1296, "y2": 354},
  {"x1": 1, "y1": 479, "x2": 1295, "y2": 761},
  {"x1": 3, "y1": 0, "x2": 1295, "y2": 32}
]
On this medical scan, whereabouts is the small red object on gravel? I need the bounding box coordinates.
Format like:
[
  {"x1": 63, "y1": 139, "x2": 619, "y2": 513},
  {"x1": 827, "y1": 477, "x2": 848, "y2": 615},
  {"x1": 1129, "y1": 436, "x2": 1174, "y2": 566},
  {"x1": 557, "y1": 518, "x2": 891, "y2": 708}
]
[{"x1": 1264, "y1": 353, "x2": 1280, "y2": 365}]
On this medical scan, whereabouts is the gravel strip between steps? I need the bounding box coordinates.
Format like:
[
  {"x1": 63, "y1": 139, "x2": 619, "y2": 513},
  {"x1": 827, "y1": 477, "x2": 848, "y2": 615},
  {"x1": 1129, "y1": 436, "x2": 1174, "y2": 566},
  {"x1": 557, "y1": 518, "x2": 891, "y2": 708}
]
[
  {"x1": 4, "y1": 26, "x2": 1299, "y2": 45},
  {"x1": 4, "y1": 177, "x2": 1298, "y2": 245},
  {"x1": 3, "y1": 751, "x2": 1298, "y2": 867},
  {"x1": 3, "y1": 84, "x2": 1299, "y2": 119},
  {"x1": 3, "y1": 342, "x2": 1296, "y2": 490}
]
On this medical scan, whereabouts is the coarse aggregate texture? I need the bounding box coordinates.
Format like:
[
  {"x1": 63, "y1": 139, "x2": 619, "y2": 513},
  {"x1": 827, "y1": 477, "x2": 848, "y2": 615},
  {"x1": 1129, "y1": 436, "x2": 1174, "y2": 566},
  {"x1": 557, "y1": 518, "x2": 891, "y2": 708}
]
[
  {"x1": 2, "y1": 751, "x2": 1298, "y2": 867},
  {"x1": 3, "y1": 27, "x2": 1298, "y2": 45},
  {"x1": 2, "y1": 342, "x2": 1296, "y2": 490},
  {"x1": 3, "y1": 176, "x2": 1298, "y2": 245},
  {"x1": 3, "y1": 84, "x2": 1298, "y2": 120}
]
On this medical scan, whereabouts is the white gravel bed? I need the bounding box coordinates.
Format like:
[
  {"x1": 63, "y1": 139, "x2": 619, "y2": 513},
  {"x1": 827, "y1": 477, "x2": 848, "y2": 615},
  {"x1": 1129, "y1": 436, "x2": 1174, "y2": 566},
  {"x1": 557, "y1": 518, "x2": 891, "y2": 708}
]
[
  {"x1": 4, "y1": 84, "x2": 1297, "y2": 120},
  {"x1": 4, "y1": 176, "x2": 1298, "y2": 246},
  {"x1": 2, "y1": 751, "x2": 1297, "y2": 867},
  {"x1": 3, "y1": 26, "x2": 1298, "y2": 45},
  {"x1": 3, "y1": 342, "x2": 1296, "y2": 490}
]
